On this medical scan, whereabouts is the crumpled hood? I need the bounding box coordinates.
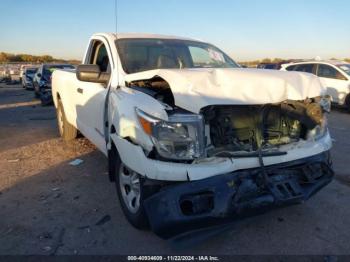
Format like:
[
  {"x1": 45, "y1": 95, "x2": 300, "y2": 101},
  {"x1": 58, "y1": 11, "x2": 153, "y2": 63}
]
[{"x1": 124, "y1": 68, "x2": 325, "y2": 113}]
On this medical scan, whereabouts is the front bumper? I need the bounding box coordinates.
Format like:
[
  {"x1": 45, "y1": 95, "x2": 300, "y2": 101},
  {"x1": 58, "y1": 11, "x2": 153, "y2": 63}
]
[
  {"x1": 112, "y1": 132, "x2": 332, "y2": 182},
  {"x1": 144, "y1": 151, "x2": 333, "y2": 239},
  {"x1": 25, "y1": 82, "x2": 34, "y2": 89}
]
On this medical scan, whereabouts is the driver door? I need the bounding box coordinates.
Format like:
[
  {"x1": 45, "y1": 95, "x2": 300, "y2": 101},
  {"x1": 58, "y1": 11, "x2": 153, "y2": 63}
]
[{"x1": 75, "y1": 39, "x2": 112, "y2": 154}]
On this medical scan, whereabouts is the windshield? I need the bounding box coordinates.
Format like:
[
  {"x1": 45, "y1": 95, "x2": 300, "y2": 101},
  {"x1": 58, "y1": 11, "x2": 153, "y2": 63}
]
[
  {"x1": 337, "y1": 64, "x2": 350, "y2": 76},
  {"x1": 43, "y1": 65, "x2": 74, "y2": 76},
  {"x1": 116, "y1": 38, "x2": 239, "y2": 74}
]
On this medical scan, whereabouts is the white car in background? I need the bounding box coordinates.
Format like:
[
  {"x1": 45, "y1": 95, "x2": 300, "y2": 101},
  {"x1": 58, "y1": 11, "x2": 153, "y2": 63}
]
[{"x1": 281, "y1": 60, "x2": 350, "y2": 110}]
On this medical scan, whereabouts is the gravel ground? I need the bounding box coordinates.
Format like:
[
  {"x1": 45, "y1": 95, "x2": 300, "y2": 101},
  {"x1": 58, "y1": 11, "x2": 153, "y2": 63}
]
[{"x1": 0, "y1": 85, "x2": 350, "y2": 255}]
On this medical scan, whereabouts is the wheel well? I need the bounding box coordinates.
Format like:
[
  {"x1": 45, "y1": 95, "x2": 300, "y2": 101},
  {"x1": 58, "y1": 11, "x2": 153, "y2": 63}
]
[
  {"x1": 110, "y1": 124, "x2": 116, "y2": 134},
  {"x1": 108, "y1": 140, "x2": 118, "y2": 182}
]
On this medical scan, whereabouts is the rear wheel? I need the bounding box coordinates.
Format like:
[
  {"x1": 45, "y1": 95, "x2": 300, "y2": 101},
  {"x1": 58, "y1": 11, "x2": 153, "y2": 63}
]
[
  {"x1": 109, "y1": 146, "x2": 149, "y2": 229},
  {"x1": 56, "y1": 99, "x2": 77, "y2": 140}
]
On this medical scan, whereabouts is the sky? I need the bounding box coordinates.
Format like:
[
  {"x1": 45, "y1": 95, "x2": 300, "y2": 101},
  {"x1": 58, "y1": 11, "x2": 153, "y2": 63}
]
[{"x1": 0, "y1": 0, "x2": 349, "y2": 61}]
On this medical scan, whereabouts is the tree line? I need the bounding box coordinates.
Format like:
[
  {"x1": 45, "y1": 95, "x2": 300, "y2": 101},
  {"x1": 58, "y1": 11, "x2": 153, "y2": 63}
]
[
  {"x1": 1, "y1": 51, "x2": 349, "y2": 66},
  {"x1": 0, "y1": 52, "x2": 80, "y2": 64}
]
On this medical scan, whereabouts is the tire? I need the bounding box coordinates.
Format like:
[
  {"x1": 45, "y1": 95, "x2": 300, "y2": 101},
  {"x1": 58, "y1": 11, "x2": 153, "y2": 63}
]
[
  {"x1": 345, "y1": 94, "x2": 350, "y2": 113},
  {"x1": 34, "y1": 83, "x2": 40, "y2": 98},
  {"x1": 109, "y1": 145, "x2": 149, "y2": 229},
  {"x1": 56, "y1": 99, "x2": 77, "y2": 141},
  {"x1": 40, "y1": 88, "x2": 53, "y2": 106}
]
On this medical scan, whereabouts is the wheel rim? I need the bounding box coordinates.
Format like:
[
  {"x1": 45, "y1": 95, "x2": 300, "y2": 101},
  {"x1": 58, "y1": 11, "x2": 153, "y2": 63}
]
[
  {"x1": 57, "y1": 106, "x2": 64, "y2": 136},
  {"x1": 119, "y1": 164, "x2": 141, "y2": 214}
]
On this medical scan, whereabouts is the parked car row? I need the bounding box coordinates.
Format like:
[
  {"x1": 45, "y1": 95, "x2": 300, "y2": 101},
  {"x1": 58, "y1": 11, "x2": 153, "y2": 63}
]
[
  {"x1": 21, "y1": 63, "x2": 75, "y2": 105},
  {"x1": 0, "y1": 64, "x2": 21, "y2": 84}
]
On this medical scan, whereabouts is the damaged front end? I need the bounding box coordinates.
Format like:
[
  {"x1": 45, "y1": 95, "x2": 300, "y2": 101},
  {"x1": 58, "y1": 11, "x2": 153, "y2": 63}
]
[
  {"x1": 132, "y1": 88, "x2": 334, "y2": 238},
  {"x1": 124, "y1": 74, "x2": 334, "y2": 239},
  {"x1": 144, "y1": 152, "x2": 333, "y2": 239}
]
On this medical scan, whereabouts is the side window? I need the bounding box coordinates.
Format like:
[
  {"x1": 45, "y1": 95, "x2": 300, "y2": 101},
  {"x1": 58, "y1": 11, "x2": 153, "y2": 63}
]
[
  {"x1": 294, "y1": 64, "x2": 315, "y2": 74},
  {"x1": 89, "y1": 41, "x2": 110, "y2": 73},
  {"x1": 317, "y1": 64, "x2": 347, "y2": 80},
  {"x1": 189, "y1": 46, "x2": 213, "y2": 67},
  {"x1": 285, "y1": 65, "x2": 296, "y2": 71}
]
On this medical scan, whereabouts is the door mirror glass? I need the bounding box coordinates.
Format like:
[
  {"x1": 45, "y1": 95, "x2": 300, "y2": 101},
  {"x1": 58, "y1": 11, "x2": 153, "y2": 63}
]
[{"x1": 76, "y1": 64, "x2": 110, "y2": 84}]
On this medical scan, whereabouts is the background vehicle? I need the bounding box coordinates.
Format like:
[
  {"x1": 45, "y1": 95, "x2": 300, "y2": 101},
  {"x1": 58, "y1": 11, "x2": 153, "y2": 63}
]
[
  {"x1": 33, "y1": 64, "x2": 74, "y2": 105},
  {"x1": 19, "y1": 65, "x2": 26, "y2": 82},
  {"x1": 22, "y1": 67, "x2": 38, "y2": 89},
  {"x1": 257, "y1": 62, "x2": 283, "y2": 70},
  {"x1": 281, "y1": 60, "x2": 350, "y2": 110},
  {"x1": 257, "y1": 60, "x2": 295, "y2": 70},
  {"x1": 52, "y1": 33, "x2": 333, "y2": 238}
]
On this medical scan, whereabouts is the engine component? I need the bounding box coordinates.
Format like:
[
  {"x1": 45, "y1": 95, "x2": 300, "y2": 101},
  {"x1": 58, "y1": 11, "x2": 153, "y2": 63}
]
[{"x1": 202, "y1": 100, "x2": 324, "y2": 155}]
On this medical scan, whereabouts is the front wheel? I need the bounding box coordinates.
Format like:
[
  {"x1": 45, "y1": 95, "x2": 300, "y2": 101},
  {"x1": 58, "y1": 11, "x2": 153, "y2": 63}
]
[{"x1": 110, "y1": 146, "x2": 149, "y2": 229}]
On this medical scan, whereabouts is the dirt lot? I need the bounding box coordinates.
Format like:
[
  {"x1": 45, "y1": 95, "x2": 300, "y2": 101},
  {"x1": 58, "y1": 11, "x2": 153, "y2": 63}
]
[{"x1": 0, "y1": 84, "x2": 350, "y2": 255}]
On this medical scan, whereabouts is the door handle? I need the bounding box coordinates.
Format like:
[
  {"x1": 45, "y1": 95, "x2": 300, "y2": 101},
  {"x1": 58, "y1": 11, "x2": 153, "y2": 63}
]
[{"x1": 77, "y1": 88, "x2": 83, "y2": 94}]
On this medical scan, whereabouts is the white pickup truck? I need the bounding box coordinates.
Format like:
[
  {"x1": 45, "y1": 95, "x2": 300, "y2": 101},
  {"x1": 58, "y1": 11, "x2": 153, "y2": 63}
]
[{"x1": 52, "y1": 33, "x2": 334, "y2": 239}]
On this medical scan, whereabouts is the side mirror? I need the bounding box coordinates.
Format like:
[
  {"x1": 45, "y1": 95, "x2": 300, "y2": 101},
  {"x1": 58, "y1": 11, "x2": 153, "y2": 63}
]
[
  {"x1": 76, "y1": 64, "x2": 110, "y2": 84},
  {"x1": 37, "y1": 73, "x2": 42, "y2": 77}
]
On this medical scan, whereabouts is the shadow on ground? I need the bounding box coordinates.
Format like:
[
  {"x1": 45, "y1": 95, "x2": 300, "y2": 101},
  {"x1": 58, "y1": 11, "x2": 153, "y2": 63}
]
[{"x1": 1, "y1": 146, "x2": 350, "y2": 255}]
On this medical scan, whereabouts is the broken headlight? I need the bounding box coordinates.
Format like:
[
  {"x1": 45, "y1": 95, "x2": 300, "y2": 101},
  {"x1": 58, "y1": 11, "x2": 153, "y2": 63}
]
[
  {"x1": 307, "y1": 95, "x2": 331, "y2": 140},
  {"x1": 319, "y1": 95, "x2": 331, "y2": 113},
  {"x1": 307, "y1": 116, "x2": 328, "y2": 141},
  {"x1": 136, "y1": 108, "x2": 205, "y2": 160}
]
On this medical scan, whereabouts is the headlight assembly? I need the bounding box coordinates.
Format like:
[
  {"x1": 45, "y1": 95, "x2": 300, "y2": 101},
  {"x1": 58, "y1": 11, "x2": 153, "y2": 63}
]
[
  {"x1": 319, "y1": 95, "x2": 331, "y2": 113},
  {"x1": 136, "y1": 108, "x2": 205, "y2": 160},
  {"x1": 307, "y1": 116, "x2": 328, "y2": 141}
]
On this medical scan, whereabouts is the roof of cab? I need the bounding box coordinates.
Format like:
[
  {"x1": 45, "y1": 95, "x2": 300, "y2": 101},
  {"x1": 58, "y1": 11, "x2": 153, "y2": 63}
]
[{"x1": 94, "y1": 32, "x2": 202, "y2": 42}]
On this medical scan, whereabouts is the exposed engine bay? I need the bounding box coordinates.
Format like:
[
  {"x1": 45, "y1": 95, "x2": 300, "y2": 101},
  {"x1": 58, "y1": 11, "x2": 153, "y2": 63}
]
[
  {"x1": 202, "y1": 100, "x2": 324, "y2": 157},
  {"x1": 127, "y1": 77, "x2": 175, "y2": 109},
  {"x1": 128, "y1": 77, "x2": 326, "y2": 160}
]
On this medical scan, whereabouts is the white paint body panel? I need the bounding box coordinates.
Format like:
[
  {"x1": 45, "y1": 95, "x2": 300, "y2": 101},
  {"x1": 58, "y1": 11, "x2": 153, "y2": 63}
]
[
  {"x1": 125, "y1": 68, "x2": 325, "y2": 113},
  {"x1": 112, "y1": 132, "x2": 332, "y2": 181}
]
